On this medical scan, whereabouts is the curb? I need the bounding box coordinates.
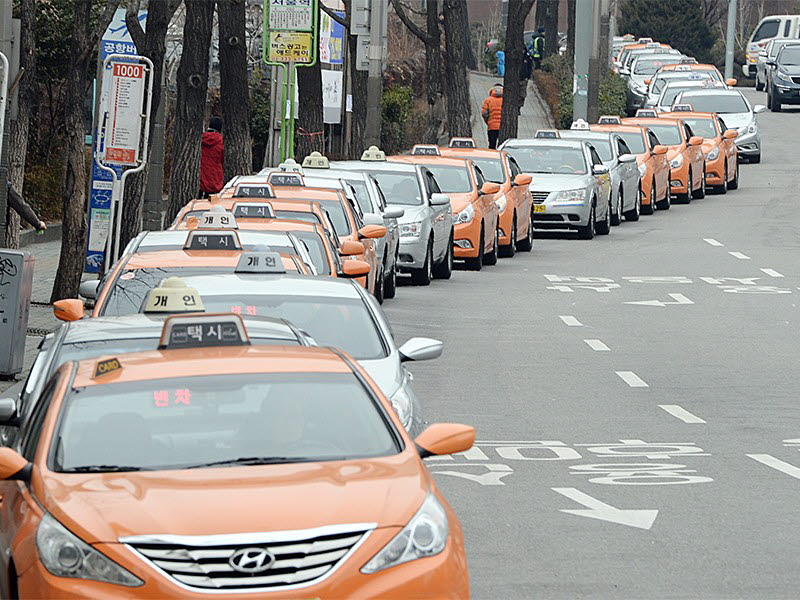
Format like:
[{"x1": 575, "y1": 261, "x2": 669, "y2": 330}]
[{"x1": 19, "y1": 223, "x2": 62, "y2": 248}]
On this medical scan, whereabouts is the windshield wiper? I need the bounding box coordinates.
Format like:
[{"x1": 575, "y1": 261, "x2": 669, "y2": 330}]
[
  {"x1": 185, "y1": 456, "x2": 299, "y2": 469},
  {"x1": 65, "y1": 465, "x2": 145, "y2": 472}
]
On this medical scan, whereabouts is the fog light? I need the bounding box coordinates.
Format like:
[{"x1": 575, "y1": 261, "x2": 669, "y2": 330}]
[
  {"x1": 454, "y1": 239, "x2": 472, "y2": 249},
  {"x1": 497, "y1": 228, "x2": 505, "y2": 237},
  {"x1": 670, "y1": 180, "x2": 681, "y2": 187}
]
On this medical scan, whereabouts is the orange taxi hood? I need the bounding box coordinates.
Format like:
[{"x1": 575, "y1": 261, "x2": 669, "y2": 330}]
[
  {"x1": 447, "y1": 191, "x2": 476, "y2": 214},
  {"x1": 40, "y1": 453, "x2": 429, "y2": 544}
]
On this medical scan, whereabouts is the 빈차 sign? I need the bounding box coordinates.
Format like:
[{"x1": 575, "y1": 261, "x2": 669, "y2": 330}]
[{"x1": 268, "y1": 31, "x2": 312, "y2": 63}]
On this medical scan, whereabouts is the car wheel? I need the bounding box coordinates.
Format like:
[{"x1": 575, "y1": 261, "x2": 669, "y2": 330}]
[
  {"x1": 624, "y1": 187, "x2": 641, "y2": 221},
  {"x1": 432, "y1": 230, "x2": 454, "y2": 279},
  {"x1": 410, "y1": 238, "x2": 433, "y2": 285},
  {"x1": 484, "y1": 227, "x2": 499, "y2": 265},
  {"x1": 676, "y1": 168, "x2": 692, "y2": 204},
  {"x1": 771, "y1": 89, "x2": 782, "y2": 112},
  {"x1": 516, "y1": 216, "x2": 534, "y2": 251},
  {"x1": 692, "y1": 165, "x2": 706, "y2": 199},
  {"x1": 716, "y1": 164, "x2": 728, "y2": 195},
  {"x1": 384, "y1": 252, "x2": 397, "y2": 299},
  {"x1": 641, "y1": 179, "x2": 656, "y2": 215},
  {"x1": 596, "y1": 199, "x2": 611, "y2": 235},
  {"x1": 499, "y1": 216, "x2": 516, "y2": 258},
  {"x1": 728, "y1": 160, "x2": 739, "y2": 190},
  {"x1": 465, "y1": 225, "x2": 484, "y2": 271},
  {"x1": 578, "y1": 202, "x2": 596, "y2": 239},
  {"x1": 756, "y1": 76, "x2": 764, "y2": 91},
  {"x1": 656, "y1": 180, "x2": 671, "y2": 210},
  {"x1": 611, "y1": 189, "x2": 622, "y2": 226},
  {"x1": 750, "y1": 153, "x2": 761, "y2": 164}
]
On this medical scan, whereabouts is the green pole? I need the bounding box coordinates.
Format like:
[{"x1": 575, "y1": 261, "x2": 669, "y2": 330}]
[{"x1": 287, "y1": 62, "x2": 296, "y2": 159}]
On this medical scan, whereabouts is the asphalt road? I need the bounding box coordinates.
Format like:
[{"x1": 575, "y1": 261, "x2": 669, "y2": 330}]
[{"x1": 384, "y1": 88, "x2": 800, "y2": 599}]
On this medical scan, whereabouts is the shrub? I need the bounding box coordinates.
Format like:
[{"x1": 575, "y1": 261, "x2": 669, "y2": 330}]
[{"x1": 381, "y1": 85, "x2": 414, "y2": 155}]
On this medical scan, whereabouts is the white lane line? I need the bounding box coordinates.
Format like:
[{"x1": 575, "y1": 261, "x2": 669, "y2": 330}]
[
  {"x1": 616, "y1": 371, "x2": 649, "y2": 388},
  {"x1": 704, "y1": 238, "x2": 724, "y2": 247},
  {"x1": 560, "y1": 315, "x2": 583, "y2": 327},
  {"x1": 584, "y1": 339, "x2": 610, "y2": 351},
  {"x1": 659, "y1": 405, "x2": 706, "y2": 423},
  {"x1": 729, "y1": 251, "x2": 750, "y2": 260},
  {"x1": 747, "y1": 454, "x2": 800, "y2": 481},
  {"x1": 761, "y1": 268, "x2": 784, "y2": 278}
]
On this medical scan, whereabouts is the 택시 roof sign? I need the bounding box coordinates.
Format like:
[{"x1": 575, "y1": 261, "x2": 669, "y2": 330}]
[
  {"x1": 267, "y1": 171, "x2": 305, "y2": 187},
  {"x1": 183, "y1": 230, "x2": 242, "y2": 251},
  {"x1": 233, "y1": 184, "x2": 274, "y2": 198},
  {"x1": 411, "y1": 144, "x2": 441, "y2": 156},
  {"x1": 159, "y1": 314, "x2": 250, "y2": 350},
  {"x1": 232, "y1": 203, "x2": 276, "y2": 219}
]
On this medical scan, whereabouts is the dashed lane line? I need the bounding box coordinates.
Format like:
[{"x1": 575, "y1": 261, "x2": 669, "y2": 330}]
[
  {"x1": 760, "y1": 268, "x2": 784, "y2": 278},
  {"x1": 729, "y1": 251, "x2": 750, "y2": 260},
  {"x1": 704, "y1": 238, "x2": 724, "y2": 247},
  {"x1": 747, "y1": 454, "x2": 800, "y2": 481},
  {"x1": 616, "y1": 371, "x2": 649, "y2": 388},
  {"x1": 560, "y1": 315, "x2": 583, "y2": 327},
  {"x1": 659, "y1": 405, "x2": 706, "y2": 423},
  {"x1": 584, "y1": 339, "x2": 610, "y2": 351}
]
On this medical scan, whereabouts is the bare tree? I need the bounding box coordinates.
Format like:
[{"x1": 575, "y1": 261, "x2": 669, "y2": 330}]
[
  {"x1": 498, "y1": 0, "x2": 535, "y2": 145},
  {"x1": 535, "y1": 0, "x2": 558, "y2": 59},
  {"x1": 567, "y1": 0, "x2": 576, "y2": 57},
  {"x1": 218, "y1": 0, "x2": 252, "y2": 179},
  {"x1": 5, "y1": 0, "x2": 36, "y2": 248},
  {"x1": 443, "y1": 0, "x2": 472, "y2": 137},
  {"x1": 165, "y1": 0, "x2": 215, "y2": 225},
  {"x1": 341, "y1": 1, "x2": 368, "y2": 157},
  {"x1": 296, "y1": 57, "x2": 324, "y2": 159},
  {"x1": 51, "y1": 0, "x2": 120, "y2": 301},
  {"x1": 701, "y1": 0, "x2": 725, "y2": 30}
]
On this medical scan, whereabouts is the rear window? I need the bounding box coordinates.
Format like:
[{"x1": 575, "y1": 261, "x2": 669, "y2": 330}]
[{"x1": 753, "y1": 19, "x2": 780, "y2": 42}]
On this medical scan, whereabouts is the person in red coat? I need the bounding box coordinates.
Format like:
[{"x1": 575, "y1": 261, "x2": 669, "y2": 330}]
[{"x1": 199, "y1": 116, "x2": 224, "y2": 197}]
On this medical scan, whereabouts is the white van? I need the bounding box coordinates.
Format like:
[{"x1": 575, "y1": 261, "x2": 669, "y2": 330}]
[{"x1": 744, "y1": 15, "x2": 800, "y2": 77}]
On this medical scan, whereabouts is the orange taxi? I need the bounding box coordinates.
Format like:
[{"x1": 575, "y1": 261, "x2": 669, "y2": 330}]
[
  {"x1": 590, "y1": 123, "x2": 670, "y2": 214},
  {"x1": 622, "y1": 116, "x2": 706, "y2": 202},
  {"x1": 616, "y1": 42, "x2": 671, "y2": 74},
  {"x1": 390, "y1": 146, "x2": 500, "y2": 270},
  {"x1": 440, "y1": 143, "x2": 534, "y2": 257},
  {"x1": 0, "y1": 312, "x2": 473, "y2": 598},
  {"x1": 657, "y1": 62, "x2": 736, "y2": 86}
]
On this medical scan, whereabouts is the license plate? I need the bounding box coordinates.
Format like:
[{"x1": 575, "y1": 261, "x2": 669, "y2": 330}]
[{"x1": 533, "y1": 205, "x2": 546, "y2": 213}]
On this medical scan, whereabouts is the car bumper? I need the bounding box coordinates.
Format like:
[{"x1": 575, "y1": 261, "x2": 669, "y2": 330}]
[
  {"x1": 772, "y1": 84, "x2": 800, "y2": 104},
  {"x1": 734, "y1": 130, "x2": 761, "y2": 156},
  {"x1": 397, "y1": 236, "x2": 428, "y2": 270},
  {"x1": 704, "y1": 154, "x2": 725, "y2": 186},
  {"x1": 453, "y1": 218, "x2": 482, "y2": 259},
  {"x1": 531, "y1": 200, "x2": 591, "y2": 229},
  {"x1": 669, "y1": 161, "x2": 690, "y2": 194},
  {"x1": 627, "y1": 90, "x2": 647, "y2": 110},
  {"x1": 497, "y1": 205, "x2": 514, "y2": 246}
]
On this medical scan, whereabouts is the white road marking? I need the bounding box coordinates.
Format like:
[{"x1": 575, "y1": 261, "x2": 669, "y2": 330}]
[
  {"x1": 616, "y1": 371, "x2": 649, "y2": 388},
  {"x1": 747, "y1": 454, "x2": 800, "y2": 481},
  {"x1": 659, "y1": 405, "x2": 706, "y2": 424},
  {"x1": 552, "y1": 487, "x2": 658, "y2": 530},
  {"x1": 584, "y1": 339, "x2": 610, "y2": 351},
  {"x1": 704, "y1": 238, "x2": 724, "y2": 247},
  {"x1": 625, "y1": 293, "x2": 694, "y2": 307},
  {"x1": 729, "y1": 251, "x2": 750, "y2": 260},
  {"x1": 760, "y1": 268, "x2": 784, "y2": 278},
  {"x1": 560, "y1": 315, "x2": 583, "y2": 327}
]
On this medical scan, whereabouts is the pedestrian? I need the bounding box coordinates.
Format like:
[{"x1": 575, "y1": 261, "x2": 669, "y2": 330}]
[
  {"x1": 519, "y1": 43, "x2": 534, "y2": 113},
  {"x1": 482, "y1": 83, "x2": 503, "y2": 149},
  {"x1": 531, "y1": 27, "x2": 545, "y2": 71},
  {"x1": 199, "y1": 116, "x2": 224, "y2": 198},
  {"x1": 6, "y1": 181, "x2": 46, "y2": 232},
  {"x1": 496, "y1": 50, "x2": 506, "y2": 77}
]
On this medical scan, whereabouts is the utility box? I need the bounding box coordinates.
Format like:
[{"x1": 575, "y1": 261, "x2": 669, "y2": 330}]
[{"x1": 0, "y1": 250, "x2": 34, "y2": 377}]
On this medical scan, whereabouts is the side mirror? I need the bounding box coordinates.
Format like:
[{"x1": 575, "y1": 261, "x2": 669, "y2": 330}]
[
  {"x1": 53, "y1": 299, "x2": 85, "y2": 322},
  {"x1": 652, "y1": 145, "x2": 668, "y2": 155},
  {"x1": 724, "y1": 130, "x2": 738, "y2": 140},
  {"x1": 689, "y1": 136, "x2": 704, "y2": 146},
  {"x1": 592, "y1": 164, "x2": 609, "y2": 174},
  {"x1": 361, "y1": 213, "x2": 384, "y2": 227},
  {"x1": 415, "y1": 423, "x2": 475, "y2": 458},
  {"x1": 339, "y1": 239, "x2": 366, "y2": 256},
  {"x1": 0, "y1": 397, "x2": 17, "y2": 426},
  {"x1": 479, "y1": 182, "x2": 501, "y2": 196},
  {"x1": 753, "y1": 104, "x2": 766, "y2": 114},
  {"x1": 358, "y1": 224, "x2": 387, "y2": 240},
  {"x1": 430, "y1": 193, "x2": 451, "y2": 207},
  {"x1": 398, "y1": 337, "x2": 443, "y2": 362},
  {"x1": 78, "y1": 279, "x2": 100, "y2": 300},
  {"x1": 618, "y1": 153, "x2": 637, "y2": 163},
  {"x1": 383, "y1": 206, "x2": 405, "y2": 219},
  {"x1": 339, "y1": 259, "x2": 371, "y2": 278},
  {"x1": 725, "y1": 77, "x2": 737, "y2": 86},
  {"x1": 0, "y1": 448, "x2": 31, "y2": 482},
  {"x1": 513, "y1": 173, "x2": 532, "y2": 186}
]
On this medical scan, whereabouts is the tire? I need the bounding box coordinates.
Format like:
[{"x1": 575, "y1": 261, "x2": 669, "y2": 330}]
[
  {"x1": 596, "y1": 199, "x2": 612, "y2": 235},
  {"x1": 432, "y1": 231, "x2": 454, "y2": 279},
  {"x1": 610, "y1": 190, "x2": 622, "y2": 226},
  {"x1": 383, "y1": 252, "x2": 397, "y2": 299},
  {"x1": 373, "y1": 260, "x2": 385, "y2": 304},
  {"x1": 716, "y1": 164, "x2": 728, "y2": 195},
  {"x1": 641, "y1": 180, "x2": 656, "y2": 215},
  {"x1": 624, "y1": 188, "x2": 641, "y2": 222},
  {"x1": 756, "y1": 76, "x2": 764, "y2": 91},
  {"x1": 727, "y1": 161, "x2": 739, "y2": 190},
  {"x1": 770, "y1": 89, "x2": 782, "y2": 112},
  {"x1": 516, "y1": 216, "x2": 534, "y2": 251},
  {"x1": 578, "y1": 203, "x2": 596, "y2": 239},
  {"x1": 410, "y1": 238, "x2": 433, "y2": 285},
  {"x1": 692, "y1": 165, "x2": 706, "y2": 199},
  {"x1": 750, "y1": 153, "x2": 761, "y2": 164},
  {"x1": 483, "y1": 227, "x2": 499, "y2": 265},
  {"x1": 499, "y1": 215, "x2": 516, "y2": 257},
  {"x1": 656, "y1": 180, "x2": 671, "y2": 210},
  {"x1": 676, "y1": 168, "x2": 692, "y2": 204},
  {"x1": 465, "y1": 225, "x2": 484, "y2": 271}
]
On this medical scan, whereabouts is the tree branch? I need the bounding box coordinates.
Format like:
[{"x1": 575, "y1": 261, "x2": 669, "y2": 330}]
[
  {"x1": 82, "y1": 0, "x2": 122, "y2": 62},
  {"x1": 320, "y1": 3, "x2": 349, "y2": 29},
  {"x1": 390, "y1": 0, "x2": 431, "y2": 45},
  {"x1": 126, "y1": 0, "x2": 146, "y2": 51}
]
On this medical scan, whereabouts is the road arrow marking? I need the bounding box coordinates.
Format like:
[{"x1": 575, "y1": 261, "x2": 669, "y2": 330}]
[
  {"x1": 747, "y1": 454, "x2": 800, "y2": 481},
  {"x1": 625, "y1": 293, "x2": 694, "y2": 307},
  {"x1": 553, "y1": 487, "x2": 658, "y2": 530},
  {"x1": 704, "y1": 238, "x2": 724, "y2": 246}
]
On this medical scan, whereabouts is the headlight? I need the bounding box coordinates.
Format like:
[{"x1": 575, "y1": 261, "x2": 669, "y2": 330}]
[
  {"x1": 747, "y1": 122, "x2": 757, "y2": 134},
  {"x1": 775, "y1": 71, "x2": 792, "y2": 84},
  {"x1": 554, "y1": 189, "x2": 584, "y2": 202},
  {"x1": 454, "y1": 203, "x2": 474, "y2": 224},
  {"x1": 706, "y1": 146, "x2": 720, "y2": 161},
  {"x1": 669, "y1": 154, "x2": 684, "y2": 169},
  {"x1": 494, "y1": 194, "x2": 507, "y2": 213},
  {"x1": 389, "y1": 384, "x2": 413, "y2": 431},
  {"x1": 399, "y1": 221, "x2": 423, "y2": 238},
  {"x1": 36, "y1": 513, "x2": 143, "y2": 586},
  {"x1": 361, "y1": 493, "x2": 448, "y2": 573},
  {"x1": 637, "y1": 163, "x2": 647, "y2": 177}
]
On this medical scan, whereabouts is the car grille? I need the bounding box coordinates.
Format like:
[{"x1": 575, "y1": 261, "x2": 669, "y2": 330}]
[
  {"x1": 531, "y1": 191, "x2": 550, "y2": 204},
  {"x1": 792, "y1": 77, "x2": 800, "y2": 84},
  {"x1": 123, "y1": 524, "x2": 372, "y2": 592}
]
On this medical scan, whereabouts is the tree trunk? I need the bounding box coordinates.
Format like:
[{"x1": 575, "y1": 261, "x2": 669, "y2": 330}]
[
  {"x1": 218, "y1": 0, "x2": 252, "y2": 179},
  {"x1": 499, "y1": 0, "x2": 535, "y2": 145},
  {"x1": 460, "y1": 0, "x2": 476, "y2": 70},
  {"x1": 120, "y1": 0, "x2": 180, "y2": 251},
  {"x1": 424, "y1": 0, "x2": 444, "y2": 143},
  {"x1": 51, "y1": 0, "x2": 119, "y2": 302},
  {"x1": 535, "y1": 0, "x2": 559, "y2": 59},
  {"x1": 443, "y1": 0, "x2": 472, "y2": 137},
  {"x1": 295, "y1": 60, "x2": 324, "y2": 160},
  {"x1": 346, "y1": 2, "x2": 368, "y2": 158},
  {"x1": 165, "y1": 0, "x2": 214, "y2": 225},
  {"x1": 4, "y1": 0, "x2": 36, "y2": 249},
  {"x1": 567, "y1": 0, "x2": 576, "y2": 58}
]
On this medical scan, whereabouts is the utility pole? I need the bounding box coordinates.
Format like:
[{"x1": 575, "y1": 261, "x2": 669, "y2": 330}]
[
  {"x1": 724, "y1": 0, "x2": 737, "y2": 80},
  {"x1": 572, "y1": 0, "x2": 592, "y2": 121},
  {"x1": 364, "y1": 0, "x2": 385, "y2": 147},
  {"x1": 598, "y1": 0, "x2": 611, "y2": 77},
  {"x1": 0, "y1": 2, "x2": 10, "y2": 244}
]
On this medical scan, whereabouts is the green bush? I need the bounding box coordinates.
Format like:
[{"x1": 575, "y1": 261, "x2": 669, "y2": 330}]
[
  {"x1": 381, "y1": 85, "x2": 414, "y2": 155},
  {"x1": 598, "y1": 72, "x2": 627, "y2": 118}
]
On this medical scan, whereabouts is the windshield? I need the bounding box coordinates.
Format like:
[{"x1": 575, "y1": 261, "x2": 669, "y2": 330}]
[
  {"x1": 52, "y1": 374, "x2": 399, "y2": 472},
  {"x1": 425, "y1": 165, "x2": 473, "y2": 193},
  {"x1": 646, "y1": 124, "x2": 682, "y2": 145},
  {"x1": 681, "y1": 118, "x2": 717, "y2": 138},
  {"x1": 371, "y1": 172, "x2": 422, "y2": 206},
  {"x1": 471, "y1": 158, "x2": 505, "y2": 183},
  {"x1": 199, "y1": 294, "x2": 386, "y2": 360},
  {"x1": 616, "y1": 132, "x2": 647, "y2": 154},
  {"x1": 682, "y1": 93, "x2": 748, "y2": 114},
  {"x1": 779, "y1": 46, "x2": 800, "y2": 65},
  {"x1": 504, "y1": 146, "x2": 587, "y2": 174},
  {"x1": 634, "y1": 57, "x2": 680, "y2": 75},
  {"x1": 661, "y1": 85, "x2": 698, "y2": 106},
  {"x1": 652, "y1": 73, "x2": 711, "y2": 93},
  {"x1": 308, "y1": 199, "x2": 350, "y2": 236}
]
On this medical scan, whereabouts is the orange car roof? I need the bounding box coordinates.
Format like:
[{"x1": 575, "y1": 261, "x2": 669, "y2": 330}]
[
  {"x1": 661, "y1": 111, "x2": 717, "y2": 119},
  {"x1": 74, "y1": 345, "x2": 353, "y2": 388},
  {"x1": 271, "y1": 187, "x2": 343, "y2": 200},
  {"x1": 388, "y1": 155, "x2": 470, "y2": 168},
  {"x1": 590, "y1": 124, "x2": 646, "y2": 134},
  {"x1": 622, "y1": 117, "x2": 682, "y2": 126},
  {"x1": 123, "y1": 250, "x2": 301, "y2": 270},
  {"x1": 661, "y1": 63, "x2": 717, "y2": 71},
  {"x1": 439, "y1": 148, "x2": 504, "y2": 159}
]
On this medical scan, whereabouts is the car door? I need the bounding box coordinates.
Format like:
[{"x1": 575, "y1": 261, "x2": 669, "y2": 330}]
[
  {"x1": 715, "y1": 117, "x2": 736, "y2": 175},
  {"x1": 506, "y1": 155, "x2": 531, "y2": 235},
  {"x1": 616, "y1": 136, "x2": 639, "y2": 204},
  {"x1": 421, "y1": 168, "x2": 449, "y2": 261},
  {"x1": 588, "y1": 145, "x2": 611, "y2": 212},
  {"x1": 647, "y1": 129, "x2": 669, "y2": 195},
  {"x1": 472, "y1": 163, "x2": 496, "y2": 247},
  {"x1": 683, "y1": 123, "x2": 703, "y2": 188},
  {"x1": 371, "y1": 177, "x2": 399, "y2": 265}
]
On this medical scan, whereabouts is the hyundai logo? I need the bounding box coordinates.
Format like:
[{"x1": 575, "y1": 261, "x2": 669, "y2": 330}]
[{"x1": 228, "y1": 547, "x2": 276, "y2": 573}]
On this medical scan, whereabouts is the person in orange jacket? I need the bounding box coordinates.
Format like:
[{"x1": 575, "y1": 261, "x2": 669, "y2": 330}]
[{"x1": 482, "y1": 83, "x2": 503, "y2": 149}]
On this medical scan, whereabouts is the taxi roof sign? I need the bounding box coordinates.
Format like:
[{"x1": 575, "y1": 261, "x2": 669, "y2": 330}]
[
  {"x1": 672, "y1": 103, "x2": 694, "y2": 112},
  {"x1": 232, "y1": 202, "x2": 275, "y2": 219},
  {"x1": 448, "y1": 137, "x2": 477, "y2": 148},
  {"x1": 184, "y1": 230, "x2": 242, "y2": 251},
  {"x1": 267, "y1": 171, "x2": 305, "y2": 187},
  {"x1": 645, "y1": 42, "x2": 660, "y2": 48},
  {"x1": 361, "y1": 145, "x2": 386, "y2": 161},
  {"x1": 277, "y1": 158, "x2": 304, "y2": 173},
  {"x1": 410, "y1": 144, "x2": 441, "y2": 156},
  {"x1": 635, "y1": 109, "x2": 658, "y2": 118},
  {"x1": 93, "y1": 357, "x2": 122, "y2": 379},
  {"x1": 302, "y1": 151, "x2": 330, "y2": 169},
  {"x1": 159, "y1": 314, "x2": 250, "y2": 350},
  {"x1": 197, "y1": 207, "x2": 237, "y2": 230},
  {"x1": 535, "y1": 129, "x2": 560, "y2": 139},
  {"x1": 675, "y1": 65, "x2": 692, "y2": 71},
  {"x1": 143, "y1": 278, "x2": 205, "y2": 314},
  {"x1": 570, "y1": 118, "x2": 591, "y2": 130},
  {"x1": 681, "y1": 57, "x2": 698, "y2": 64},
  {"x1": 597, "y1": 115, "x2": 621, "y2": 125},
  {"x1": 233, "y1": 183, "x2": 274, "y2": 198},
  {"x1": 638, "y1": 37, "x2": 653, "y2": 43},
  {"x1": 235, "y1": 250, "x2": 286, "y2": 274}
]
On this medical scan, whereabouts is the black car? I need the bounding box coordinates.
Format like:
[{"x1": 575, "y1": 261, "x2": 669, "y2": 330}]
[{"x1": 767, "y1": 44, "x2": 800, "y2": 111}]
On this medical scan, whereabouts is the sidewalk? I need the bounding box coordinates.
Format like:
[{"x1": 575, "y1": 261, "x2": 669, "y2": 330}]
[{"x1": 468, "y1": 70, "x2": 554, "y2": 146}]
